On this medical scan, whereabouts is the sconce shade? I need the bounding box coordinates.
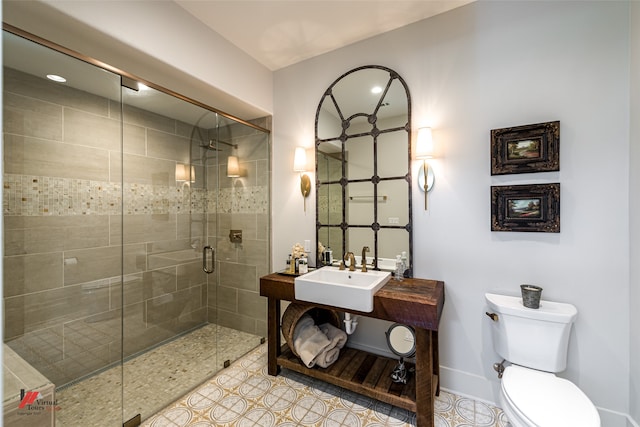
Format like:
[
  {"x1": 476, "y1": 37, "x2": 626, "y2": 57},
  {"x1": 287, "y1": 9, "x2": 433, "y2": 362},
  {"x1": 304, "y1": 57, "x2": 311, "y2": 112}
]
[
  {"x1": 416, "y1": 127, "x2": 434, "y2": 159},
  {"x1": 175, "y1": 164, "x2": 195, "y2": 182},
  {"x1": 293, "y1": 147, "x2": 307, "y2": 172},
  {"x1": 227, "y1": 155, "x2": 240, "y2": 177}
]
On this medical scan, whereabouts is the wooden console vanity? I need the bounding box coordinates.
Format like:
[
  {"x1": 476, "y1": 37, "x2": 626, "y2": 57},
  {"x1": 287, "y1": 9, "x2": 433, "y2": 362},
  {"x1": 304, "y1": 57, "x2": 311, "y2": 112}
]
[{"x1": 259, "y1": 273, "x2": 445, "y2": 427}]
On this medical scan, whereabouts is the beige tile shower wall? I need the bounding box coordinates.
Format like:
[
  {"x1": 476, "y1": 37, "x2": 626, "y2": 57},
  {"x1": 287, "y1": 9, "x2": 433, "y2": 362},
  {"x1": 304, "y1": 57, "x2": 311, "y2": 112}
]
[
  {"x1": 208, "y1": 119, "x2": 270, "y2": 339},
  {"x1": 2, "y1": 68, "x2": 217, "y2": 387}
]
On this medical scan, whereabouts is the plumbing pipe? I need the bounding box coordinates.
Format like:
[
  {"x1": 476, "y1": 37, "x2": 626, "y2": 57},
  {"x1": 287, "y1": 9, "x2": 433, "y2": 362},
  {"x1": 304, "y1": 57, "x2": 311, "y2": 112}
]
[{"x1": 343, "y1": 313, "x2": 358, "y2": 335}]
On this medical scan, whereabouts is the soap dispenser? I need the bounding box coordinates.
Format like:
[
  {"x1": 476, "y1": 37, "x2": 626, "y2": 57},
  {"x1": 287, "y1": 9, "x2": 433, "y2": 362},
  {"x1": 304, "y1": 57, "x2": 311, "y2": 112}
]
[
  {"x1": 325, "y1": 247, "x2": 333, "y2": 266},
  {"x1": 298, "y1": 255, "x2": 308, "y2": 274},
  {"x1": 394, "y1": 255, "x2": 403, "y2": 281}
]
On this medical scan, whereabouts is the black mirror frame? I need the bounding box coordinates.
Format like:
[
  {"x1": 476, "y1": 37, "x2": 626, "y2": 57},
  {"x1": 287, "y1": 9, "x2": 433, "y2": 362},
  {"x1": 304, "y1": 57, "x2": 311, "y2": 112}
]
[{"x1": 314, "y1": 65, "x2": 413, "y2": 275}]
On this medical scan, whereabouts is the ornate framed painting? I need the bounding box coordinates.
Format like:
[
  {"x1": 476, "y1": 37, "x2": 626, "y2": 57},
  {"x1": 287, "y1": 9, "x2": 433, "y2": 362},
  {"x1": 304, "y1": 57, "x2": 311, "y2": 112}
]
[
  {"x1": 491, "y1": 121, "x2": 560, "y2": 175},
  {"x1": 491, "y1": 183, "x2": 560, "y2": 232}
]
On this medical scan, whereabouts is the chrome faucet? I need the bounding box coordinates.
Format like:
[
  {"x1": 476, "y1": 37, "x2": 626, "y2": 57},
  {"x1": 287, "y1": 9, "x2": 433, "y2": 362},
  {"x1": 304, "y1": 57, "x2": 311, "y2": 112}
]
[
  {"x1": 344, "y1": 252, "x2": 356, "y2": 271},
  {"x1": 361, "y1": 246, "x2": 370, "y2": 272}
]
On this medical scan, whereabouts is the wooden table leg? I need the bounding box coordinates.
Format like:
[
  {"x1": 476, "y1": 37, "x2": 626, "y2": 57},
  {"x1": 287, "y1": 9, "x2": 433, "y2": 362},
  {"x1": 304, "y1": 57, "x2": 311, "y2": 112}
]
[
  {"x1": 267, "y1": 297, "x2": 281, "y2": 376},
  {"x1": 432, "y1": 330, "x2": 440, "y2": 396},
  {"x1": 415, "y1": 327, "x2": 434, "y2": 427}
]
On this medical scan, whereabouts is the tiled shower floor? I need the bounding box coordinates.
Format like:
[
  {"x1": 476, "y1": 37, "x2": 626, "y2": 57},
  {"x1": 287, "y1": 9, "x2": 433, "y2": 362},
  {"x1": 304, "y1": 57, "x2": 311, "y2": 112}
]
[
  {"x1": 144, "y1": 344, "x2": 509, "y2": 427},
  {"x1": 55, "y1": 324, "x2": 261, "y2": 426}
]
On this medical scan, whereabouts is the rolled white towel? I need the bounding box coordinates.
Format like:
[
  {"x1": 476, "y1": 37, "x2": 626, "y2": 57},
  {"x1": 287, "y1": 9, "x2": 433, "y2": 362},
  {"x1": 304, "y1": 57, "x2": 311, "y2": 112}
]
[
  {"x1": 293, "y1": 314, "x2": 331, "y2": 368},
  {"x1": 314, "y1": 346, "x2": 340, "y2": 368},
  {"x1": 318, "y1": 323, "x2": 348, "y2": 349},
  {"x1": 313, "y1": 323, "x2": 349, "y2": 368}
]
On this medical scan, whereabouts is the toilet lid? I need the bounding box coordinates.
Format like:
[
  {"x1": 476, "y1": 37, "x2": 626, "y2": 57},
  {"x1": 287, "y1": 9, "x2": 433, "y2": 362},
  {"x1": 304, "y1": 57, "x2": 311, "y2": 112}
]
[{"x1": 502, "y1": 366, "x2": 600, "y2": 427}]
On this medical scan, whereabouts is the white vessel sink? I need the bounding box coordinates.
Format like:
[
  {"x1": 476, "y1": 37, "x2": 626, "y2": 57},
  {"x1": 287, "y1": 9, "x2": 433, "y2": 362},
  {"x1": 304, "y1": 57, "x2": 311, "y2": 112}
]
[{"x1": 294, "y1": 267, "x2": 391, "y2": 312}]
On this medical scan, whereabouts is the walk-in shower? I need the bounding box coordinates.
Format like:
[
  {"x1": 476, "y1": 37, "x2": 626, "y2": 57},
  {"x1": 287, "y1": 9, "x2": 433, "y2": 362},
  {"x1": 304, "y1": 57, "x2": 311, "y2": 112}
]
[{"x1": 2, "y1": 28, "x2": 270, "y2": 426}]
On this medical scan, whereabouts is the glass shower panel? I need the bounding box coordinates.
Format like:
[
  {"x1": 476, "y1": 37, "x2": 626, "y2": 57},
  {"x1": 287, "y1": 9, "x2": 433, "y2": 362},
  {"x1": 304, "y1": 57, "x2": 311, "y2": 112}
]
[
  {"x1": 120, "y1": 85, "x2": 217, "y2": 422},
  {"x1": 210, "y1": 116, "x2": 269, "y2": 367},
  {"x1": 2, "y1": 31, "x2": 123, "y2": 426}
]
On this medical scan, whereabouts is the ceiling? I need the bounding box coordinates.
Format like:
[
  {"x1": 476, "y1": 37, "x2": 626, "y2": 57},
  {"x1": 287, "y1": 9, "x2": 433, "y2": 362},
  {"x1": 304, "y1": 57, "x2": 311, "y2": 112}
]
[
  {"x1": 4, "y1": 0, "x2": 472, "y2": 125},
  {"x1": 174, "y1": 0, "x2": 473, "y2": 71}
]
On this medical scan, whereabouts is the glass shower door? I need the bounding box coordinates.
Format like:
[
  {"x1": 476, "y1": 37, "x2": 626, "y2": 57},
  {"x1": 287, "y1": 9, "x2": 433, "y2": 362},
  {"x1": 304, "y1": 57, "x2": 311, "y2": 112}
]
[
  {"x1": 210, "y1": 116, "x2": 269, "y2": 367},
  {"x1": 115, "y1": 62, "x2": 270, "y2": 427},
  {"x1": 120, "y1": 83, "x2": 218, "y2": 423}
]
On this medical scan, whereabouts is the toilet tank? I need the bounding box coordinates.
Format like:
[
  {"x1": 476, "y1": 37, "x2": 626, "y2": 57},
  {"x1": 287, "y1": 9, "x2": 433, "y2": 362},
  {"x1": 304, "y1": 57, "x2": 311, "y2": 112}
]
[{"x1": 485, "y1": 293, "x2": 577, "y2": 372}]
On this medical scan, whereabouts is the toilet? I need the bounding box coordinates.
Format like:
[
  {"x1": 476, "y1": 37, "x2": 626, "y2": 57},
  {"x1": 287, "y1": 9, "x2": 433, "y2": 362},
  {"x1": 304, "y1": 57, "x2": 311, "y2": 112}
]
[{"x1": 485, "y1": 293, "x2": 600, "y2": 427}]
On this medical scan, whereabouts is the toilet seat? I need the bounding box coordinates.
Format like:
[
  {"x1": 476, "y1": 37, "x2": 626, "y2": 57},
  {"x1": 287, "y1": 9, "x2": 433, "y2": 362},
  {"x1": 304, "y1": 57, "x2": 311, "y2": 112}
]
[{"x1": 501, "y1": 365, "x2": 600, "y2": 427}]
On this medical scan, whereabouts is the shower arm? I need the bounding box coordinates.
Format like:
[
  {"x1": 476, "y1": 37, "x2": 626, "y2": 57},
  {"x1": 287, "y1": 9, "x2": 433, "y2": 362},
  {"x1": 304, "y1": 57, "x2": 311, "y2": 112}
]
[{"x1": 205, "y1": 139, "x2": 238, "y2": 150}]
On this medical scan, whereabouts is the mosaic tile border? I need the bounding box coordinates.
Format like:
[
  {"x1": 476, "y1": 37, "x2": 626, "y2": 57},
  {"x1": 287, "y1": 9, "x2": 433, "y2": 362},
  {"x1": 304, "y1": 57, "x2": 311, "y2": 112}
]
[{"x1": 3, "y1": 174, "x2": 268, "y2": 216}]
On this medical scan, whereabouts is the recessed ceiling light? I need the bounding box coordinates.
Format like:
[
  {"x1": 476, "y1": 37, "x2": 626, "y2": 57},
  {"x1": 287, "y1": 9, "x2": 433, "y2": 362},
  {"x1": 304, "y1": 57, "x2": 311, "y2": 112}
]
[
  {"x1": 371, "y1": 86, "x2": 383, "y2": 94},
  {"x1": 46, "y1": 74, "x2": 66, "y2": 83}
]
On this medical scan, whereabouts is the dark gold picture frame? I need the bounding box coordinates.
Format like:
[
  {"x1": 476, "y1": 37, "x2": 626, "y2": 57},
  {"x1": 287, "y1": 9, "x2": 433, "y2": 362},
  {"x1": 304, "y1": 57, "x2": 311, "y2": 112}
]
[
  {"x1": 491, "y1": 183, "x2": 560, "y2": 232},
  {"x1": 491, "y1": 121, "x2": 560, "y2": 175}
]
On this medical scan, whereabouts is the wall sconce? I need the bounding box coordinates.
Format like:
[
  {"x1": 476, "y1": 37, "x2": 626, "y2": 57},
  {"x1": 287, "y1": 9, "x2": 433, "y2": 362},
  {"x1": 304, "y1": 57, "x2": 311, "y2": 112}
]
[
  {"x1": 227, "y1": 155, "x2": 240, "y2": 178},
  {"x1": 416, "y1": 127, "x2": 435, "y2": 210},
  {"x1": 175, "y1": 163, "x2": 195, "y2": 183},
  {"x1": 293, "y1": 146, "x2": 311, "y2": 212}
]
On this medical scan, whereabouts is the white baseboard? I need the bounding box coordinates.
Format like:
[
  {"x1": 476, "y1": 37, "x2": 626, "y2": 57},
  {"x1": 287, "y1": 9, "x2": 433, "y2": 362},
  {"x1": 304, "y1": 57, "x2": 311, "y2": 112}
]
[
  {"x1": 438, "y1": 365, "x2": 500, "y2": 406},
  {"x1": 346, "y1": 340, "x2": 398, "y2": 359},
  {"x1": 596, "y1": 408, "x2": 640, "y2": 427}
]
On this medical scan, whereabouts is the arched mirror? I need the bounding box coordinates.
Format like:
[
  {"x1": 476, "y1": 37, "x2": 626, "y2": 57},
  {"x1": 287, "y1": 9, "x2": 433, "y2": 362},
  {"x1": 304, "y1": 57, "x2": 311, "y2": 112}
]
[{"x1": 315, "y1": 65, "x2": 412, "y2": 275}]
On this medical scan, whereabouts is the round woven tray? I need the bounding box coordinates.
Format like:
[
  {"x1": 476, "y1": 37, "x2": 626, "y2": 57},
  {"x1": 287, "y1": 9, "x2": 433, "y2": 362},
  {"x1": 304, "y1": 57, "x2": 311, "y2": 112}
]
[{"x1": 281, "y1": 303, "x2": 341, "y2": 357}]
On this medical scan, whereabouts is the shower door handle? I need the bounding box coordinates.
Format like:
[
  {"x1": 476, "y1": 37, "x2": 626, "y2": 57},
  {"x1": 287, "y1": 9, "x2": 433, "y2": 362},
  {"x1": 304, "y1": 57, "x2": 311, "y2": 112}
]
[{"x1": 203, "y1": 246, "x2": 215, "y2": 274}]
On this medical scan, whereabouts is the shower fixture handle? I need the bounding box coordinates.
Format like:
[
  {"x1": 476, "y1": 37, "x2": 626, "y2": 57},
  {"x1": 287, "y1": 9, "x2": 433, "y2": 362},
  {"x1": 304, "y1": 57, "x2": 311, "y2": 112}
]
[{"x1": 203, "y1": 245, "x2": 215, "y2": 274}]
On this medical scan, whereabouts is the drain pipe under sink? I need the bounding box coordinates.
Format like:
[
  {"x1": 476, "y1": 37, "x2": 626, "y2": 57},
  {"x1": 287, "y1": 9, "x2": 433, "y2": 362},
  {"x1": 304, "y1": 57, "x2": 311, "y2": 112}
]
[{"x1": 344, "y1": 313, "x2": 358, "y2": 334}]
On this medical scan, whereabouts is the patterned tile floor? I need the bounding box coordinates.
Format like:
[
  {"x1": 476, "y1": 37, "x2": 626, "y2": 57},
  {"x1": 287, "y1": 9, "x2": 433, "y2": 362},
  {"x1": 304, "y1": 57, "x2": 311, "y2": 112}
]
[{"x1": 144, "y1": 344, "x2": 509, "y2": 427}]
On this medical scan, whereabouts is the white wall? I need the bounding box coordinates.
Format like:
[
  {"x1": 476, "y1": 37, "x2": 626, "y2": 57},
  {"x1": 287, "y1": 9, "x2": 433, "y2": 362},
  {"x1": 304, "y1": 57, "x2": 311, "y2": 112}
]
[
  {"x1": 274, "y1": 1, "x2": 633, "y2": 423},
  {"x1": 2, "y1": 0, "x2": 273, "y2": 120}
]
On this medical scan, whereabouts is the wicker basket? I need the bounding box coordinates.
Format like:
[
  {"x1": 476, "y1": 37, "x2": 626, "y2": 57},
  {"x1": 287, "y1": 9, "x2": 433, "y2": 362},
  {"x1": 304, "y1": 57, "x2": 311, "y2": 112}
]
[{"x1": 282, "y1": 303, "x2": 341, "y2": 357}]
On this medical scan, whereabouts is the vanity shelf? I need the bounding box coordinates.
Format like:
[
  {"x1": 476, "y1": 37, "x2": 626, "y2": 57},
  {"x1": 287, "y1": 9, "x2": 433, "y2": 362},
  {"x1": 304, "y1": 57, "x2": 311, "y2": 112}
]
[
  {"x1": 260, "y1": 273, "x2": 445, "y2": 427},
  {"x1": 278, "y1": 343, "x2": 421, "y2": 412}
]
